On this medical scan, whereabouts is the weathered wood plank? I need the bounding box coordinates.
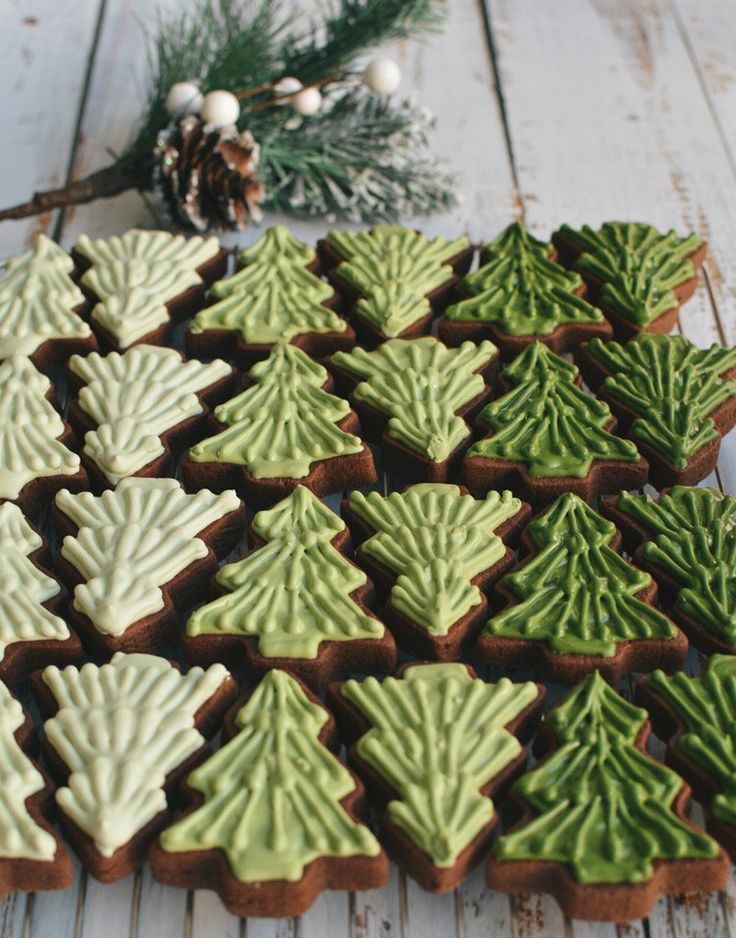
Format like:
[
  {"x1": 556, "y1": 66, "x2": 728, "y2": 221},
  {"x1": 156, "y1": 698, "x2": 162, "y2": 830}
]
[
  {"x1": 0, "y1": 892, "x2": 26, "y2": 938},
  {"x1": 28, "y1": 863, "x2": 84, "y2": 938},
  {"x1": 191, "y1": 889, "x2": 241, "y2": 938},
  {"x1": 457, "y1": 864, "x2": 513, "y2": 938},
  {"x1": 0, "y1": 0, "x2": 104, "y2": 257},
  {"x1": 352, "y1": 862, "x2": 403, "y2": 938},
  {"x1": 135, "y1": 866, "x2": 188, "y2": 938},
  {"x1": 404, "y1": 879, "x2": 458, "y2": 938},
  {"x1": 80, "y1": 874, "x2": 135, "y2": 938}
]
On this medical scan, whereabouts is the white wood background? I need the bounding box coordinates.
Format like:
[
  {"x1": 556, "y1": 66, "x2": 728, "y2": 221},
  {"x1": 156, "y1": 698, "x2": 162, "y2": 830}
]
[{"x1": 2, "y1": 0, "x2": 736, "y2": 935}]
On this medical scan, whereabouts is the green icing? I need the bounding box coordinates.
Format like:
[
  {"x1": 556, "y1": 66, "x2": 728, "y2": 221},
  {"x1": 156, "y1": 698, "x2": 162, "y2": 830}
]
[
  {"x1": 348, "y1": 485, "x2": 521, "y2": 635},
  {"x1": 484, "y1": 493, "x2": 677, "y2": 657},
  {"x1": 159, "y1": 669, "x2": 381, "y2": 881},
  {"x1": 587, "y1": 334, "x2": 736, "y2": 468},
  {"x1": 189, "y1": 227, "x2": 346, "y2": 345},
  {"x1": 189, "y1": 342, "x2": 363, "y2": 479},
  {"x1": 646, "y1": 657, "x2": 736, "y2": 828},
  {"x1": 237, "y1": 225, "x2": 316, "y2": 267},
  {"x1": 466, "y1": 342, "x2": 640, "y2": 478},
  {"x1": 341, "y1": 663, "x2": 539, "y2": 866},
  {"x1": 186, "y1": 486, "x2": 384, "y2": 658},
  {"x1": 445, "y1": 222, "x2": 603, "y2": 336},
  {"x1": 331, "y1": 337, "x2": 497, "y2": 462},
  {"x1": 493, "y1": 672, "x2": 719, "y2": 883},
  {"x1": 558, "y1": 221, "x2": 702, "y2": 326},
  {"x1": 326, "y1": 226, "x2": 470, "y2": 337},
  {"x1": 615, "y1": 486, "x2": 736, "y2": 644}
]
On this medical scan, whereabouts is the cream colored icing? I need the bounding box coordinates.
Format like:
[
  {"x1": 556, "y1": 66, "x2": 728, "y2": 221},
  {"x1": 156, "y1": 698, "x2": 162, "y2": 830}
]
[
  {"x1": 56, "y1": 478, "x2": 241, "y2": 635},
  {"x1": 0, "y1": 682, "x2": 58, "y2": 861},
  {"x1": 75, "y1": 230, "x2": 220, "y2": 348},
  {"x1": 0, "y1": 503, "x2": 68, "y2": 661},
  {"x1": 69, "y1": 345, "x2": 231, "y2": 483},
  {"x1": 42, "y1": 653, "x2": 230, "y2": 857},
  {"x1": 0, "y1": 235, "x2": 90, "y2": 358},
  {"x1": 0, "y1": 355, "x2": 81, "y2": 500}
]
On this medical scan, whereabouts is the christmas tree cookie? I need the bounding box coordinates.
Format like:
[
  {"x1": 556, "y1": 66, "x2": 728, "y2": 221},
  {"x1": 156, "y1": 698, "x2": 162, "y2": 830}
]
[
  {"x1": 577, "y1": 333, "x2": 736, "y2": 487},
  {"x1": 552, "y1": 221, "x2": 706, "y2": 337},
  {"x1": 603, "y1": 486, "x2": 736, "y2": 654},
  {"x1": 184, "y1": 341, "x2": 376, "y2": 507},
  {"x1": 0, "y1": 354, "x2": 86, "y2": 515},
  {"x1": 53, "y1": 478, "x2": 244, "y2": 656},
  {"x1": 638, "y1": 656, "x2": 736, "y2": 859},
  {"x1": 487, "y1": 672, "x2": 726, "y2": 922},
  {"x1": 330, "y1": 337, "x2": 498, "y2": 482},
  {"x1": 438, "y1": 222, "x2": 611, "y2": 355},
  {"x1": 34, "y1": 653, "x2": 236, "y2": 882},
  {"x1": 67, "y1": 344, "x2": 234, "y2": 486},
  {"x1": 187, "y1": 226, "x2": 354, "y2": 366},
  {"x1": 0, "y1": 681, "x2": 72, "y2": 896},
  {"x1": 318, "y1": 226, "x2": 473, "y2": 343},
  {"x1": 0, "y1": 503, "x2": 80, "y2": 685},
  {"x1": 327, "y1": 663, "x2": 544, "y2": 893},
  {"x1": 184, "y1": 485, "x2": 395, "y2": 688},
  {"x1": 150, "y1": 669, "x2": 387, "y2": 917},
  {"x1": 462, "y1": 342, "x2": 646, "y2": 505},
  {"x1": 73, "y1": 229, "x2": 228, "y2": 351},
  {"x1": 0, "y1": 235, "x2": 96, "y2": 366},
  {"x1": 342, "y1": 484, "x2": 528, "y2": 659},
  {"x1": 478, "y1": 493, "x2": 687, "y2": 682}
]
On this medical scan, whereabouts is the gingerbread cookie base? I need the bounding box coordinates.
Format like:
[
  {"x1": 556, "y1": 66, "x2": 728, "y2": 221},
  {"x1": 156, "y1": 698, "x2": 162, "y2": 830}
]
[
  {"x1": 437, "y1": 315, "x2": 612, "y2": 359},
  {"x1": 72, "y1": 247, "x2": 230, "y2": 354},
  {"x1": 329, "y1": 354, "x2": 498, "y2": 485},
  {"x1": 24, "y1": 302, "x2": 98, "y2": 372},
  {"x1": 149, "y1": 676, "x2": 388, "y2": 916},
  {"x1": 461, "y1": 451, "x2": 649, "y2": 509},
  {"x1": 576, "y1": 343, "x2": 736, "y2": 488},
  {"x1": 67, "y1": 360, "x2": 237, "y2": 491},
  {"x1": 0, "y1": 512, "x2": 81, "y2": 685},
  {"x1": 3, "y1": 427, "x2": 88, "y2": 519},
  {"x1": 184, "y1": 521, "x2": 397, "y2": 690},
  {"x1": 52, "y1": 494, "x2": 246, "y2": 656},
  {"x1": 341, "y1": 493, "x2": 531, "y2": 660},
  {"x1": 0, "y1": 704, "x2": 73, "y2": 896},
  {"x1": 183, "y1": 411, "x2": 377, "y2": 510},
  {"x1": 186, "y1": 318, "x2": 356, "y2": 370},
  {"x1": 317, "y1": 237, "x2": 474, "y2": 345},
  {"x1": 327, "y1": 664, "x2": 545, "y2": 893},
  {"x1": 601, "y1": 494, "x2": 736, "y2": 656},
  {"x1": 32, "y1": 662, "x2": 238, "y2": 883},
  {"x1": 635, "y1": 677, "x2": 736, "y2": 860},
  {"x1": 551, "y1": 232, "x2": 707, "y2": 340}
]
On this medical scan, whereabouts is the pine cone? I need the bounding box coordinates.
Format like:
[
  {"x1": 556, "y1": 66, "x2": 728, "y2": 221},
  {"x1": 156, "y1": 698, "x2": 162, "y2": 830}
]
[{"x1": 154, "y1": 115, "x2": 265, "y2": 231}]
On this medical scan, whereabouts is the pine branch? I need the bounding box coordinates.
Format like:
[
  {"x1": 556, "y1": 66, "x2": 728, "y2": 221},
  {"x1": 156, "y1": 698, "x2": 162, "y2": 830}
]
[
  {"x1": 121, "y1": 0, "x2": 287, "y2": 162},
  {"x1": 281, "y1": 0, "x2": 446, "y2": 86},
  {"x1": 260, "y1": 91, "x2": 457, "y2": 221}
]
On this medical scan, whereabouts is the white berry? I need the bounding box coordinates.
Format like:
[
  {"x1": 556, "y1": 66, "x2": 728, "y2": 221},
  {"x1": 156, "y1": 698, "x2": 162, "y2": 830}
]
[
  {"x1": 165, "y1": 81, "x2": 203, "y2": 117},
  {"x1": 363, "y1": 58, "x2": 401, "y2": 95},
  {"x1": 274, "y1": 76, "x2": 303, "y2": 103},
  {"x1": 200, "y1": 90, "x2": 240, "y2": 127},
  {"x1": 291, "y1": 87, "x2": 322, "y2": 116}
]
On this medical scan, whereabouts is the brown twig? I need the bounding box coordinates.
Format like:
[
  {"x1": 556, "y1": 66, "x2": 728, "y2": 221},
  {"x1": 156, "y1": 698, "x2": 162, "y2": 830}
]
[
  {"x1": 0, "y1": 161, "x2": 149, "y2": 223},
  {"x1": 249, "y1": 69, "x2": 350, "y2": 112}
]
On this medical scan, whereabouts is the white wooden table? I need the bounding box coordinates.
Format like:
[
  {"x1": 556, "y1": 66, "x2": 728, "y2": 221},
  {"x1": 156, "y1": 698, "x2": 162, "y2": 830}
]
[{"x1": 2, "y1": 0, "x2": 736, "y2": 935}]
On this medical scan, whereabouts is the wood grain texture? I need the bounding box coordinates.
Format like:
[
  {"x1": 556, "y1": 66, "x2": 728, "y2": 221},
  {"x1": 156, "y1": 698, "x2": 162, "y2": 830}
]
[{"x1": 0, "y1": 0, "x2": 104, "y2": 256}]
